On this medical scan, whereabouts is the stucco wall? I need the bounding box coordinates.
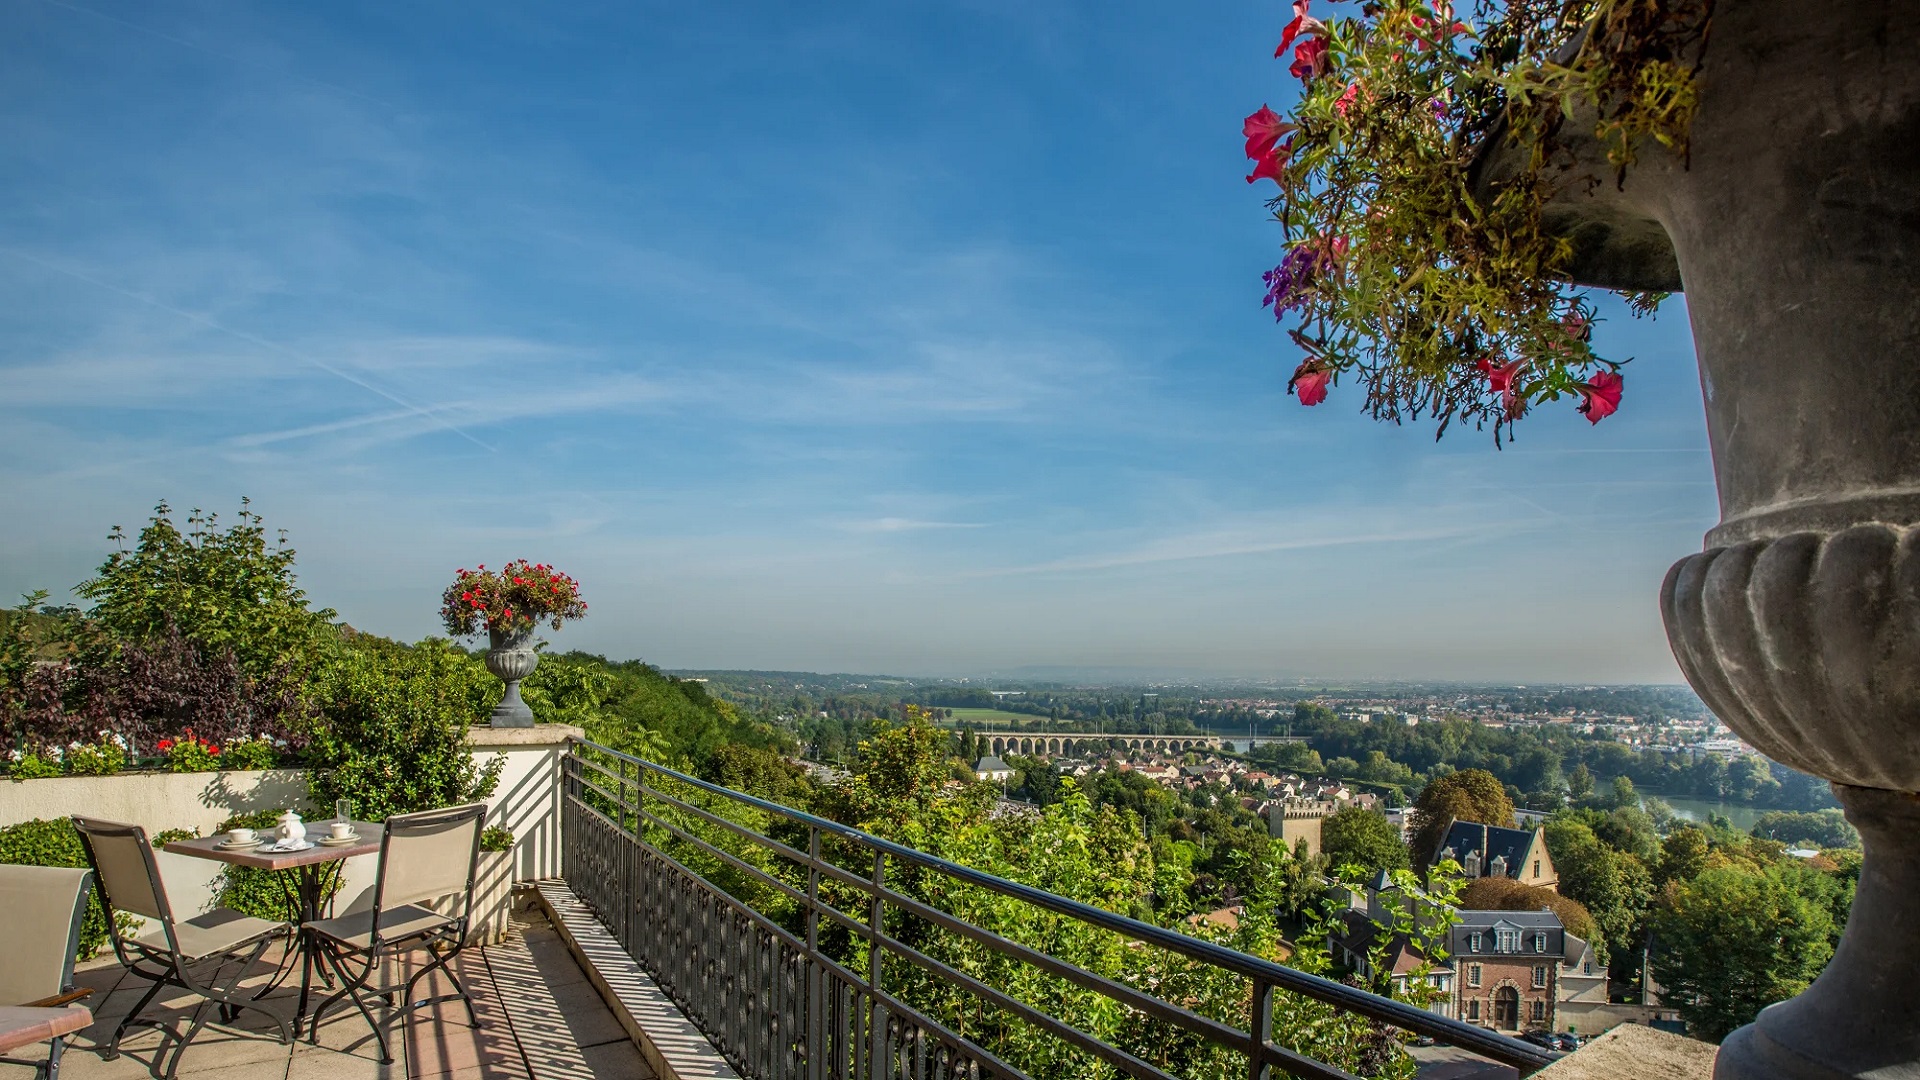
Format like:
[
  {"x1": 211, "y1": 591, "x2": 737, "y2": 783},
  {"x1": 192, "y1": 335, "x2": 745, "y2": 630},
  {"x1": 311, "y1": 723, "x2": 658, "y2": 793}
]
[{"x1": 0, "y1": 725, "x2": 580, "y2": 917}]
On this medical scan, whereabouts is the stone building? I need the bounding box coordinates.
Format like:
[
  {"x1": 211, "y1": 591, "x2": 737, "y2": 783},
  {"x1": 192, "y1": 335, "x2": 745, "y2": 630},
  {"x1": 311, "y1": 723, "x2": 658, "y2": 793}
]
[
  {"x1": 1267, "y1": 797, "x2": 1338, "y2": 856},
  {"x1": 1451, "y1": 911, "x2": 1569, "y2": 1032}
]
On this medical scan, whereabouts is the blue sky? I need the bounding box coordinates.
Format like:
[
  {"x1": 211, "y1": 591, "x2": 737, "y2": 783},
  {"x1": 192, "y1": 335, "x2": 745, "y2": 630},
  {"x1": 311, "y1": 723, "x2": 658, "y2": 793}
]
[{"x1": 0, "y1": 0, "x2": 1718, "y2": 681}]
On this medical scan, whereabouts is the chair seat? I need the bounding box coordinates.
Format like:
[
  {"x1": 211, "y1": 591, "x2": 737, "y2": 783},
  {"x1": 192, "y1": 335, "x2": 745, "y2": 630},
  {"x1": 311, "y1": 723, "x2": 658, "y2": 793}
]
[
  {"x1": 131, "y1": 907, "x2": 286, "y2": 962},
  {"x1": 0, "y1": 1006, "x2": 91, "y2": 1055},
  {"x1": 306, "y1": 904, "x2": 453, "y2": 950}
]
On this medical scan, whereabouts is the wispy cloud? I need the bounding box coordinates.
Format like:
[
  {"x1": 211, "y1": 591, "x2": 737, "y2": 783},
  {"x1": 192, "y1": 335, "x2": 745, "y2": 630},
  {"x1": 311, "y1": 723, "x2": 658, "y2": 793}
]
[
  {"x1": 839, "y1": 517, "x2": 990, "y2": 533},
  {"x1": 1, "y1": 248, "x2": 494, "y2": 449},
  {"x1": 978, "y1": 518, "x2": 1524, "y2": 577}
]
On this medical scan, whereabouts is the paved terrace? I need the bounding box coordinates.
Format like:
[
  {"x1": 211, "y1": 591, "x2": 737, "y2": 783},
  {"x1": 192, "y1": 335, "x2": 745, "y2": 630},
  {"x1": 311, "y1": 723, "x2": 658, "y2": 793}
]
[{"x1": 2, "y1": 904, "x2": 654, "y2": 1080}]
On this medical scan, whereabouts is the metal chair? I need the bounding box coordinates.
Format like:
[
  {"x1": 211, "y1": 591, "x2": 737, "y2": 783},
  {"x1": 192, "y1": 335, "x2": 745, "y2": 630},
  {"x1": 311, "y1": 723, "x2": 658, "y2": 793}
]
[
  {"x1": 71, "y1": 816, "x2": 292, "y2": 1079},
  {"x1": 0, "y1": 864, "x2": 96, "y2": 1080},
  {"x1": 304, "y1": 803, "x2": 487, "y2": 1064}
]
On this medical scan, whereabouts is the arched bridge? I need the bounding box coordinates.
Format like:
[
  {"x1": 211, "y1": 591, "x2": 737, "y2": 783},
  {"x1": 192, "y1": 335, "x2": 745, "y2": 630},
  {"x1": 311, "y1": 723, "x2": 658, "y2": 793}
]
[{"x1": 983, "y1": 732, "x2": 1224, "y2": 759}]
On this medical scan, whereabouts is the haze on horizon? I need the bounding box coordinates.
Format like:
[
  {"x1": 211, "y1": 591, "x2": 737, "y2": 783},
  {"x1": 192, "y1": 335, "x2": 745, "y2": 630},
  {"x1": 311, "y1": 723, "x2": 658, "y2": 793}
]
[{"x1": 0, "y1": 1, "x2": 1718, "y2": 686}]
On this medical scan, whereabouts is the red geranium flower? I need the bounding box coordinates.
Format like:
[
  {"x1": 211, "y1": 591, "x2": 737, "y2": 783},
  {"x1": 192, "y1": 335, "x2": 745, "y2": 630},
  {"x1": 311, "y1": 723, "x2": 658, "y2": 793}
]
[
  {"x1": 1288, "y1": 359, "x2": 1332, "y2": 406},
  {"x1": 1475, "y1": 356, "x2": 1529, "y2": 418},
  {"x1": 1290, "y1": 37, "x2": 1330, "y2": 81},
  {"x1": 1578, "y1": 371, "x2": 1623, "y2": 423},
  {"x1": 1336, "y1": 82, "x2": 1362, "y2": 117},
  {"x1": 1245, "y1": 140, "x2": 1291, "y2": 185},
  {"x1": 1274, "y1": 0, "x2": 1322, "y2": 57},
  {"x1": 1242, "y1": 105, "x2": 1296, "y2": 160},
  {"x1": 157, "y1": 739, "x2": 173, "y2": 752}
]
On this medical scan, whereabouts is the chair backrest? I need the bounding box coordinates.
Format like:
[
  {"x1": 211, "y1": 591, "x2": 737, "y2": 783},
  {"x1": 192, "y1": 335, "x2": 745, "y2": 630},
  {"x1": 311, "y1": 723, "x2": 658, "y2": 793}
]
[
  {"x1": 0, "y1": 864, "x2": 92, "y2": 1006},
  {"x1": 71, "y1": 817, "x2": 172, "y2": 924},
  {"x1": 372, "y1": 803, "x2": 486, "y2": 923}
]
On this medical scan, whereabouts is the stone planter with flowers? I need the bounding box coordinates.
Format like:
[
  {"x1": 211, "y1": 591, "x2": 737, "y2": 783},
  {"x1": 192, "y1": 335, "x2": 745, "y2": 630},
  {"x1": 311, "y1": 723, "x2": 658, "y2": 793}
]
[{"x1": 440, "y1": 561, "x2": 588, "y2": 728}]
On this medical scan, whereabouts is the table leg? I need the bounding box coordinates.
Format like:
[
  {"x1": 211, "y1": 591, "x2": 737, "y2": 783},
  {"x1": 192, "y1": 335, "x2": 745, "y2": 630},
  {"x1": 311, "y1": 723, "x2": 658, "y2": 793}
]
[{"x1": 294, "y1": 863, "x2": 324, "y2": 1032}]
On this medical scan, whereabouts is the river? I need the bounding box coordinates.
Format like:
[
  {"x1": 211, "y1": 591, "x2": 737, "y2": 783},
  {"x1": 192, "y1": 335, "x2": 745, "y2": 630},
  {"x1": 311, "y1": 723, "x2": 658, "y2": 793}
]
[{"x1": 1644, "y1": 794, "x2": 1767, "y2": 831}]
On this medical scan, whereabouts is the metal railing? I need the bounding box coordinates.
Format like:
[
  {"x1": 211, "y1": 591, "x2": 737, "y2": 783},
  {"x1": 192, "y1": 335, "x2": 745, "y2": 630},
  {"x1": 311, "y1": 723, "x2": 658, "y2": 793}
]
[{"x1": 559, "y1": 740, "x2": 1556, "y2": 1080}]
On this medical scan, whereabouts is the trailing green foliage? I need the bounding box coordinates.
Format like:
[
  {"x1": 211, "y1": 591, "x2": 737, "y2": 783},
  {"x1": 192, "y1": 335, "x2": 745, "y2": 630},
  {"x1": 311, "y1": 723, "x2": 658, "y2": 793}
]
[{"x1": 1252, "y1": 0, "x2": 1713, "y2": 432}]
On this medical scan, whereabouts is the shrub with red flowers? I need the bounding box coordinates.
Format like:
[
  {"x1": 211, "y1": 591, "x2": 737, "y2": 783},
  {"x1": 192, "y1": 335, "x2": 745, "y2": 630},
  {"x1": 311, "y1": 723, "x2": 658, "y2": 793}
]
[
  {"x1": 440, "y1": 561, "x2": 587, "y2": 639},
  {"x1": 158, "y1": 730, "x2": 222, "y2": 773},
  {"x1": 1245, "y1": 0, "x2": 1710, "y2": 437}
]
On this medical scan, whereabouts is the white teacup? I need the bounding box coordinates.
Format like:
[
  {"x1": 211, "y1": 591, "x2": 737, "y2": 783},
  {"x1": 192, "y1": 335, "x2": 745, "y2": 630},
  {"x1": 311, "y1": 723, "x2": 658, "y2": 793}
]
[
  {"x1": 329, "y1": 821, "x2": 353, "y2": 840},
  {"x1": 228, "y1": 828, "x2": 256, "y2": 845}
]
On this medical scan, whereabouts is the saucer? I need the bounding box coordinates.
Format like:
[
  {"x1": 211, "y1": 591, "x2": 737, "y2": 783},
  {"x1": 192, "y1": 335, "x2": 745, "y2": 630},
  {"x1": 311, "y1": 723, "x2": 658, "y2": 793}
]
[
  {"x1": 316, "y1": 834, "x2": 361, "y2": 847},
  {"x1": 216, "y1": 838, "x2": 264, "y2": 851}
]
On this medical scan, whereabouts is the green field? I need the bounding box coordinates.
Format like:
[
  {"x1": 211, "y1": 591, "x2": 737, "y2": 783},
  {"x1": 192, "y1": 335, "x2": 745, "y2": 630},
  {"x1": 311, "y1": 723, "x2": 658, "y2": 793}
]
[{"x1": 943, "y1": 707, "x2": 1048, "y2": 726}]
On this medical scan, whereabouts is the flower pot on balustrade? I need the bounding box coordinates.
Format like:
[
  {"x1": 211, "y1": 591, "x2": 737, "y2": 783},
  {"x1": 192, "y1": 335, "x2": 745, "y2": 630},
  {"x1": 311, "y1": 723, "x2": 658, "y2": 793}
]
[
  {"x1": 468, "y1": 849, "x2": 514, "y2": 946},
  {"x1": 486, "y1": 628, "x2": 538, "y2": 728},
  {"x1": 1472, "y1": 5, "x2": 1920, "y2": 1077}
]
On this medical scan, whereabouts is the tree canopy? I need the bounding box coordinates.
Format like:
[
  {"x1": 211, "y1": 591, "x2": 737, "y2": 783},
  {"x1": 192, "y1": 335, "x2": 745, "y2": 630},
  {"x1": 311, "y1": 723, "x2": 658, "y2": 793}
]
[
  {"x1": 1320, "y1": 805, "x2": 1410, "y2": 877},
  {"x1": 1458, "y1": 876, "x2": 1601, "y2": 958},
  {"x1": 1408, "y1": 769, "x2": 1514, "y2": 865},
  {"x1": 76, "y1": 500, "x2": 335, "y2": 681},
  {"x1": 1649, "y1": 864, "x2": 1837, "y2": 1041}
]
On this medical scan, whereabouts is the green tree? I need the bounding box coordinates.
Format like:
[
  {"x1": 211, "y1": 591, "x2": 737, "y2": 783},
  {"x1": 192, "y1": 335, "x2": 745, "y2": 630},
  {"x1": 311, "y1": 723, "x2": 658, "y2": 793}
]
[
  {"x1": 1567, "y1": 762, "x2": 1595, "y2": 803},
  {"x1": 1408, "y1": 769, "x2": 1514, "y2": 866},
  {"x1": 1546, "y1": 819, "x2": 1653, "y2": 978},
  {"x1": 1608, "y1": 774, "x2": 1638, "y2": 809},
  {"x1": 76, "y1": 501, "x2": 335, "y2": 681},
  {"x1": 1649, "y1": 864, "x2": 1836, "y2": 1041},
  {"x1": 1320, "y1": 806, "x2": 1410, "y2": 877},
  {"x1": 1750, "y1": 809, "x2": 1859, "y2": 850},
  {"x1": 1656, "y1": 826, "x2": 1712, "y2": 888}
]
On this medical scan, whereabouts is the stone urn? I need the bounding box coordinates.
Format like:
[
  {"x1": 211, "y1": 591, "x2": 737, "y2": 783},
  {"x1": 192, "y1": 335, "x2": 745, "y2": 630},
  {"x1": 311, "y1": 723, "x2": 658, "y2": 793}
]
[
  {"x1": 485, "y1": 627, "x2": 538, "y2": 728},
  {"x1": 1474, "y1": 3, "x2": 1920, "y2": 1077}
]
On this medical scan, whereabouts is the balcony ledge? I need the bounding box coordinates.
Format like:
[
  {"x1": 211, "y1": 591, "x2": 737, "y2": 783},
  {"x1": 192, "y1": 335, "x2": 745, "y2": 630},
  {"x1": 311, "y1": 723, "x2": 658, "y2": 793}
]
[
  {"x1": 529, "y1": 880, "x2": 738, "y2": 1080},
  {"x1": 1535, "y1": 1023, "x2": 1717, "y2": 1080},
  {"x1": 468, "y1": 724, "x2": 586, "y2": 749}
]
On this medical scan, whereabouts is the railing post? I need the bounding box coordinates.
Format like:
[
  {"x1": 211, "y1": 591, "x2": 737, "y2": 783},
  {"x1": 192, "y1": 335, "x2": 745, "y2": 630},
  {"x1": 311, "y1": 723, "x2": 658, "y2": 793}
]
[
  {"x1": 620, "y1": 756, "x2": 635, "y2": 950},
  {"x1": 869, "y1": 848, "x2": 887, "y2": 1078},
  {"x1": 807, "y1": 826, "x2": 822, "y2": 1080},
  {"x1": 1248, "y1": 977, "x2": 1273, "y2": 1080}
]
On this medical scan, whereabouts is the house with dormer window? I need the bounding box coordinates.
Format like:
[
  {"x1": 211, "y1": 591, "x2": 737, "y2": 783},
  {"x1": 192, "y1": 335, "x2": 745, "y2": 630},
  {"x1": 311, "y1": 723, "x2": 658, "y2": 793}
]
[
  {"x1": 1433, "y1": 819, "x2": 1558, "y2": 891},
  {"x1": 1451, "y1": 911, "x2": 1569, "y2": 1032}
]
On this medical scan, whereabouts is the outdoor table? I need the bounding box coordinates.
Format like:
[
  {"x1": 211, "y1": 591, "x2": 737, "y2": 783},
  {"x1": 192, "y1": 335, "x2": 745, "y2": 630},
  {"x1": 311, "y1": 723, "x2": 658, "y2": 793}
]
[
  {"x1": 0, "y1": 1005, "x2": 91, "y2": 1054},
  {"x1": 165, "y1": 821, "x2": 382, "y2": 1026}
]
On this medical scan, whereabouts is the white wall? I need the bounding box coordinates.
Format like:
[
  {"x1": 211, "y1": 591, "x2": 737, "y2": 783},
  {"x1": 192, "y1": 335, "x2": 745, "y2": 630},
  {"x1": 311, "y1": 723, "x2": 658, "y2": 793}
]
[{"x1": 0, "y1": 725, "x2": 581, "y2": 917}]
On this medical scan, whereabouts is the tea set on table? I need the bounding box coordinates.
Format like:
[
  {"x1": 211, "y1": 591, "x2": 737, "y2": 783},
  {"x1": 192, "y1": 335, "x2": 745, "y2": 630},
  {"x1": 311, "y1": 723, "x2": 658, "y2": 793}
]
[{"x1": 213, "y1": 803, "x2": 361, "y2": 852}]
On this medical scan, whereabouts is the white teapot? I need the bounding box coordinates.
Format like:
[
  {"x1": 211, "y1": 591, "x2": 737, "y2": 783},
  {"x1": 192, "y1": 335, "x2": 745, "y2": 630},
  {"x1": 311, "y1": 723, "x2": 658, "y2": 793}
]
[{"x1": 276, "y1": 810, "x2": 307, "y2": 845}]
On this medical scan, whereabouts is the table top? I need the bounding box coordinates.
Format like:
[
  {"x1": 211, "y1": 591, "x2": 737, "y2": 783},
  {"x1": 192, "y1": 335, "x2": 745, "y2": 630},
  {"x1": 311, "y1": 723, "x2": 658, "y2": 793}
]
[
  {"x1": 0, "y1": 1006, "x2": 92, "y2": 1054},
  {"x1": 165, "y1": 820, "x2": 382, "y2": 870}
]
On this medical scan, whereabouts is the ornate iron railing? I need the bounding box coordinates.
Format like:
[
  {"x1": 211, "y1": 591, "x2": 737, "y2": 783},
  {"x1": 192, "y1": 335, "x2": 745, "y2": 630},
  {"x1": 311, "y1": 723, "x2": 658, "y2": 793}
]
[{"x1": 559, "y1": 739, "x2": 1557, "y2": 1080}]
